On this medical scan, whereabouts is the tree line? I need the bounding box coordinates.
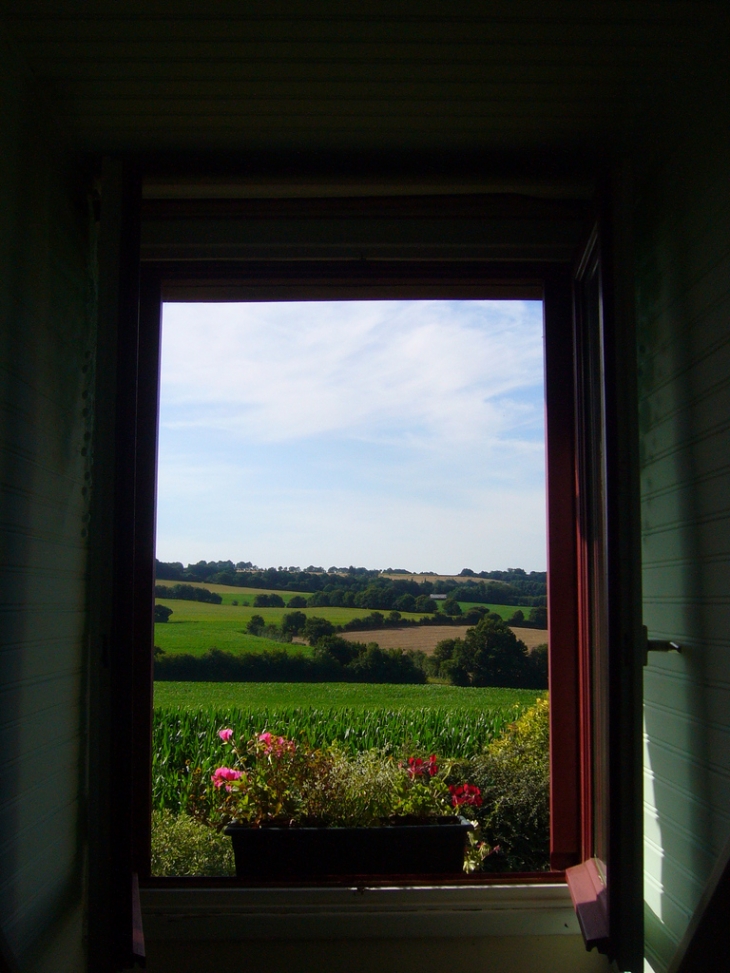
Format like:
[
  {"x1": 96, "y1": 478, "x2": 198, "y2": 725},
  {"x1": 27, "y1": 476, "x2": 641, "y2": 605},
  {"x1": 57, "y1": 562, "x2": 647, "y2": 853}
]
[
  {"x1": 155, "y1": 560, "x2": 547, "y2": 608},
  {"x1": 154, "y1": 611, "x2": 547, "y2": 689}
]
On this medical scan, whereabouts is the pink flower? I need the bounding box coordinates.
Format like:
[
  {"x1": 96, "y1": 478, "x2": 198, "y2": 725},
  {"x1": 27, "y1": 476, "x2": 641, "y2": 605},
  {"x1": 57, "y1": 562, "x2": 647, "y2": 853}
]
[
  {"x1": 218, "y1": 728, "x2": 234, "y2": 743},
  {"x1": 258, "y1": 732, "x2": 296, "y2": 756},
  {"x1": 258, "y1": 732, "x2": 275, "y2": 753},
  {"x1": 449, "y1": 783, "x2": 482, "y2": 807},
  {"x1": 211, "y1": 766, "x2": 242, "y2": 791}
]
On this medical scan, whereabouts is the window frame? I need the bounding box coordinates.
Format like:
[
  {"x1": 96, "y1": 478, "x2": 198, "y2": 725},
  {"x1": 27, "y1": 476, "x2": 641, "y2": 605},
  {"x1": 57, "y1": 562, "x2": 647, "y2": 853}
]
[
  {"x1": 130, "y1": 257, "x2": 582, "y2": 886},
  {"x1": 95, "y1": 183, "x2": 642, "y2": 967}
]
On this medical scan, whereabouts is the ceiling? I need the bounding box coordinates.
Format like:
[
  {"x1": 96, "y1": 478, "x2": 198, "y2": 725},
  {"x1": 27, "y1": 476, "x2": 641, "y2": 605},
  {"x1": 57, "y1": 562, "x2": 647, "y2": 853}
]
[{"x1": 2, "y1": 0, "x2": 728, "y2": 175}]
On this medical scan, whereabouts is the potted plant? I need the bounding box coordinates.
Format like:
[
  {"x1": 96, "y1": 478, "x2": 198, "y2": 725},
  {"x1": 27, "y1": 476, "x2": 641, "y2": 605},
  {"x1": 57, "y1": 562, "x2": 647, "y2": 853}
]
[{"x1": 199, "y1": 729, "x2": 484, "y2": 880}]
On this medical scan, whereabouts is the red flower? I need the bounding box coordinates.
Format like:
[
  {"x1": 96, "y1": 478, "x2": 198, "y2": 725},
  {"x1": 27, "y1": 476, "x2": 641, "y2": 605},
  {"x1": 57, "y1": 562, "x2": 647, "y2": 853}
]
[
  {"x1": 407, "y1": 756, "x2": 424, "y2": 778},
  {"x1": 449, "y1": 783, "x2": 482, "y2": 807},
  {"x1": 427, "y1": 754, "x2": 438, "y2": 777}
]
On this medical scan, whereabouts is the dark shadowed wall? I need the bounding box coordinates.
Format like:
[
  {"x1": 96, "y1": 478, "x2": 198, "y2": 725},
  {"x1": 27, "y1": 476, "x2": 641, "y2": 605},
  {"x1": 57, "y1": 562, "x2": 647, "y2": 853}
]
[{"x1": 0, "y1": 27, "x2": 94, "y2": 973}]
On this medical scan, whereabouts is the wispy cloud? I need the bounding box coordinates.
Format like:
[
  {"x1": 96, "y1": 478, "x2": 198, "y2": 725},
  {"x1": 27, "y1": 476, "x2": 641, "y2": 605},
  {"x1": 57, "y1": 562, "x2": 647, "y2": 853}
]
[{"x1": 157, "y1": 300, "x2": 546, "y2": 572}]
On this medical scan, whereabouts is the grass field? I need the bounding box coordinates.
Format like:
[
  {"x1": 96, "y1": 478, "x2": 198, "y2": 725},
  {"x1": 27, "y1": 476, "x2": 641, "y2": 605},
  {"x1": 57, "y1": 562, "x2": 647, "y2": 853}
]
[
  {"x1": 154, "y1": 589, "x2": 525, "y2": 657},
  {"x1": 153, "y1": 681, "x2": 539, "y2": 710},
  {"x1": 154, "y1": 599, "x2": 424, "y2": 657},
  {"x1": 156, "y1": 580, "x2": 317, "y2": 606}
]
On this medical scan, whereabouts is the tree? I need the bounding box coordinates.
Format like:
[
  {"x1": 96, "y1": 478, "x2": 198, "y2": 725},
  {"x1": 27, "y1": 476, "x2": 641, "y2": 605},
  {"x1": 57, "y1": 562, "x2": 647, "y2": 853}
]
[
  {"x1": 281, "y1": 611, "x2": 307, "y2": 637},
  {"x1": 246, "y1": 614, "x2": 265, "y2": 635},
  {"x1": 507, "y1": 609, "x2": 525, "y2": 626},
  {"x1": 393, "y1": 593, "x2": 416, "y2": 613},
  {"x1": 287, "y1": 595, "x2": 307, "y2": 608},
  {"x1": 462, "y1": 617, "x2": 529, "y2": 687},
  {"x1": 414, "y1": 595, "x2": 437, "y2": 613},
  {"x1": 528, "y1": 606, "x2": 548, "y2": 628},
  {"x1": 154, "y1": 604, "x2": 173, "y2": 623},
  {"x1": 442, "y1": 597, "x2": 462, "y2": 616},
  {"x1": 303, "y1": 615, "x2": 335, "y2": 645}
]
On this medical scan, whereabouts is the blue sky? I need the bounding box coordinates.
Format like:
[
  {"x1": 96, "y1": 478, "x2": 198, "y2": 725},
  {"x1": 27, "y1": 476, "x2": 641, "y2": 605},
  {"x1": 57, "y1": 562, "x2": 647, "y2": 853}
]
[{"x1": 156, "y1": 300, "x2": 546, "y2": 573}]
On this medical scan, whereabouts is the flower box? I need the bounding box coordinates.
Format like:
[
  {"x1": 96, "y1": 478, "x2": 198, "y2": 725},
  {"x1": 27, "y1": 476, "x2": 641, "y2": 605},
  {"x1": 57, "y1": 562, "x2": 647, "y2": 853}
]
[{"x1": 224, "y1": 817, "x2": 473, "y2": 880}]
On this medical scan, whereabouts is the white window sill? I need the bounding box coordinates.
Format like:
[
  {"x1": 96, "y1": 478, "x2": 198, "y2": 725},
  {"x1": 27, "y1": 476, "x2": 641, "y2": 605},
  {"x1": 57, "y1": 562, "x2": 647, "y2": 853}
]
[{"x1": 141, "y1": 883, "x2": 579, "y2": 940}]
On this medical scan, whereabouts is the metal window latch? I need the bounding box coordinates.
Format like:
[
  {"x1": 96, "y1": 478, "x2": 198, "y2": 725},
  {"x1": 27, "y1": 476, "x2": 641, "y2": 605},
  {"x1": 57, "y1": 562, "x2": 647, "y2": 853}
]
[{"x1": 642, "y1": 625, "x2": 683, "y2": 666}]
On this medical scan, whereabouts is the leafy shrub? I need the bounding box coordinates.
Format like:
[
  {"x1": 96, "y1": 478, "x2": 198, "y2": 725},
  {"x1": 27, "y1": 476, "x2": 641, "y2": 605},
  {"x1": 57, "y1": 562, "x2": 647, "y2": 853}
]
[
  {"x1": 253, "y1": 593, "x2": 285, "y2": 608},
  {"x1": 155, "y1": 583, "x2": 222, "y2": 604},
  {"x1": 467, "y1": 696, "x2": 549, "y2": 871},
  {"x1": 246, "y1": 614, "x2": 265, "y2": 635},
  {"x1": 153, "y1": 645, "x2": 428, "y2": 684},
  {"x1": 151, "y1": 809, "x2": 235, "y2": 876}
]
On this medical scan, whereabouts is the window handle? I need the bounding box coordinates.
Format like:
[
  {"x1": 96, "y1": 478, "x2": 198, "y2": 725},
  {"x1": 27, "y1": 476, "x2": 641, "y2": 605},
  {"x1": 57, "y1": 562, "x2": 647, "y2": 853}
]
[{"x1": 643, "y1": 626, "x2": 683, "y2": 665}]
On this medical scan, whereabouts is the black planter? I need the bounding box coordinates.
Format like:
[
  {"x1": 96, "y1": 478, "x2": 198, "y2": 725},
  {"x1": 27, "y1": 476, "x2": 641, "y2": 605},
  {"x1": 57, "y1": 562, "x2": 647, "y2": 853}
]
[{"x1": 224, "y1": 817, "x2": 473, "y2": 880}]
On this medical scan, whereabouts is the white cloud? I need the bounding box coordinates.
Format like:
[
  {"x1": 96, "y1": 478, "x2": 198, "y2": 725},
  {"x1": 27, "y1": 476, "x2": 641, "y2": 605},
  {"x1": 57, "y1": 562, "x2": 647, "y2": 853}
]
[
  {"x1": 160, "y1": 300, "x2": 544, "y2": 447},
  {"x1": 156, "y1": 300, "x2": 547, "y2": 571}
]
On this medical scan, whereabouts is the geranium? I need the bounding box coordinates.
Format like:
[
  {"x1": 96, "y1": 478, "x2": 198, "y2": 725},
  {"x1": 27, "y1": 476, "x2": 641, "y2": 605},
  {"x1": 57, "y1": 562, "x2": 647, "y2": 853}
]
[
  {"x1": 449, "y1": 783, "x2": 482, "y2": 807},
  {"x1": 407, "y1": 757, "x2": 425, "y2": 778},
  {"x1": 406, "y1": 754, "x2": 438, "y2": 778},
  {"x1": 258, "y1": 732, "x2": 296, "y2": 757},
  {"x1": 218, "y1": 728, "x2": 234, "y2": 743},
  {"x1": 211, "y1": 767, "x2": 243, "y2": 791}
]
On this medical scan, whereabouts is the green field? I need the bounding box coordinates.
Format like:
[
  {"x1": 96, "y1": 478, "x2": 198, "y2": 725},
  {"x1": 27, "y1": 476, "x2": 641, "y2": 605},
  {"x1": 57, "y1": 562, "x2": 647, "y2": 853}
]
[
  {"x1": 152, "y1": 682, "x2": 542, "y2": 812},
  {"x1": 154, "y1": 588, "x2": 525, "y2": 657},
  {"x1": 154, "y1": 598, "x2": 427, "y2": 657},
  {"x1": 154, "y1": 681, "x2": 539, "y2": 710},
  {"x1": 156, "y1": 580, "x2": 317, "y2": 606}
]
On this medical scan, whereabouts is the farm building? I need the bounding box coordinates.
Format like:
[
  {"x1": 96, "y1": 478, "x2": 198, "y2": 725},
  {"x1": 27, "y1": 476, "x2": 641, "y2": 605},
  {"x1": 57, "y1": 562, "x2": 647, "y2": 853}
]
[{"x1": 1, "y1": 4, "x2": 729, "y2": 973}]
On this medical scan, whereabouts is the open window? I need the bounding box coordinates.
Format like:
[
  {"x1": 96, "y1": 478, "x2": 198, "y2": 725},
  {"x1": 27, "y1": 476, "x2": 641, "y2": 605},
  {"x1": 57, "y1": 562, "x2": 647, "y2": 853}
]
[{"x1": 94, "y1": 174, "x2": 643, "y2": 970}]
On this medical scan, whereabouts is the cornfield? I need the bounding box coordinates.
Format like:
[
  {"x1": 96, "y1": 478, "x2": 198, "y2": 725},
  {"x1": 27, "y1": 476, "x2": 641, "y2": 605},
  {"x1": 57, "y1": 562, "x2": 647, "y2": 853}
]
[{"x1": 152, "y1": 703, "x2": 526, "y2": 812}]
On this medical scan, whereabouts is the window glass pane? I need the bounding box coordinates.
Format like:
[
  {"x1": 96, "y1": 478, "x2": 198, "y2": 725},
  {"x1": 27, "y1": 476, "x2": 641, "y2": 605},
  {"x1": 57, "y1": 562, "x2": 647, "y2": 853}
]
[{"x1": 151, "y1": 299, "x2": 549, "y2": 879}]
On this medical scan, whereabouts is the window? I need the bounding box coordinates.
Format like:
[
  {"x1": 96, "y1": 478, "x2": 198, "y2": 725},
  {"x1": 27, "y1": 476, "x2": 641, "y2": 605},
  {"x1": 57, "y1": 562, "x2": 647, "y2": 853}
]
[
  {"x1": 151, "y1": 296, "x2": 549, "y2": 879},
  {"x1": 95, "y1": 182, "x2": 642, "y2": 968},
  {"x1": 130, "y1": 258, "x2": 581, "y2": 883}
]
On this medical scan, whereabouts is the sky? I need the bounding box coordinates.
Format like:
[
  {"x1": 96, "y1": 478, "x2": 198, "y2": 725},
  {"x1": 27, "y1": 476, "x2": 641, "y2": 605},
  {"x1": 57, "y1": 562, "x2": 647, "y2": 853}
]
[{"x1": 156, "y1": 300, "x2": 547, "y2": 574}]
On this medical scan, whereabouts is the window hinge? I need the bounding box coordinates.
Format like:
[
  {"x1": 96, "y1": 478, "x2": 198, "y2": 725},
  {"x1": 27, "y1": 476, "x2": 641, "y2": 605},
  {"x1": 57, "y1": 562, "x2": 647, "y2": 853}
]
[{"x1": 642, "y1": 625, "x2": 683, "y2": 666}]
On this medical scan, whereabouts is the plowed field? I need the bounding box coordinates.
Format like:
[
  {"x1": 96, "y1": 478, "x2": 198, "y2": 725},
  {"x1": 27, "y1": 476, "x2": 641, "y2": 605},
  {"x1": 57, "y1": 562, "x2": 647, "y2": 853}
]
[{"x1": 340, "y1": 625, "x2": 548, "y2": 654}]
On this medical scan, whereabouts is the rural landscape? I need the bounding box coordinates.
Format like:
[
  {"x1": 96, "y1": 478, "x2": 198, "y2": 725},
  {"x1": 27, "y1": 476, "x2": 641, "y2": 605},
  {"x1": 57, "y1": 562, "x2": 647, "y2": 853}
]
[{"x1": 152, "y1": 560, "x2": 550, "y2": 877}]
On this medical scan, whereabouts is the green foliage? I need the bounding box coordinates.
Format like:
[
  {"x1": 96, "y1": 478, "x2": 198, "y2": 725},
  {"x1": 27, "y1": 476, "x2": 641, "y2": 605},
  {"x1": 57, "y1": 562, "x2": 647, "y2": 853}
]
[
  {"x1": 154, "y1": 604, "x2": 173, "y2": 623},
  {"x1": 154, "y1": 642, "x2": 428, "y2": 684},
  {"x1": 152, "y1": 700, "x2": 529, "y2": 814},
  {"x1": 191, "y1": 732, "x2": 479, "y2": 830},
  {"x1": 303, "y1": 615, "x2": 335, "y2": 643},
  {"x1": 253, "y1": 593, "x2": 286, "y2": 608},
  {"x1": 528, "y1": 605, "x2": 548, "y2": 628},
  {"x1": 287, "y1": 595, "x2": 308, "y2": 608},
  {"x1": 281, "y1": 610, "x2": 307, "y2": 636},
  {"x1": 246, "y1": 614, "x2": 265, "y2": 635},
  {"x1": 431, "y1": 616, "x2": 547, "y2": 689},
  {"x1": 442, "y1": 597, "x2": 462, "y2": 616},
  {"x1": 155, "y1": 583, "x2": 222, "y2": 604},
  {"x1": 467, "y1": 697, "x2": 550, "y2": 871},
  {"x1": 151, "y1": 809, "x2": 235, "y2": 876}
]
